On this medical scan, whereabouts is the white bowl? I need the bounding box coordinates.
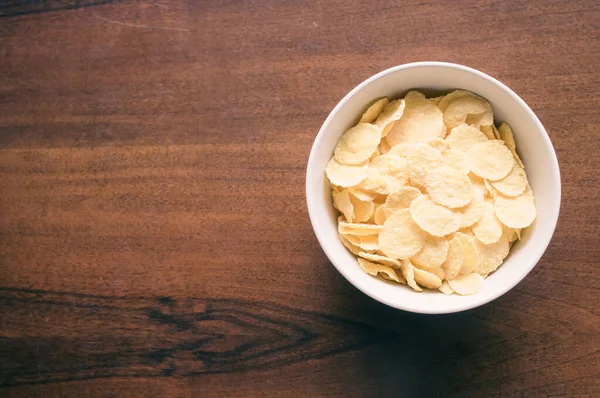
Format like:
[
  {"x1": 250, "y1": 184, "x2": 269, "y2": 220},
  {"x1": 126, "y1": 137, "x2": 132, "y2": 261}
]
[{"x1": 306, "y1": 62, "x2": 561, "y2": 314}]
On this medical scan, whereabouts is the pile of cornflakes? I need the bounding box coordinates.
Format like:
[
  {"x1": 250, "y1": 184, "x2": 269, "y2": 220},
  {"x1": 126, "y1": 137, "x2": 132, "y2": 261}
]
[{"x1": 326, "y1": 90, "x2": 536, "y2": 295}]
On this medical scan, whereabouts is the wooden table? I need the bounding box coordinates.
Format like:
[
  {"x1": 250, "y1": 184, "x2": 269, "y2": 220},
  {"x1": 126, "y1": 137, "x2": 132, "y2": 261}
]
[{"x1": 1, "y1": 0, "x2": 599, "y2": 396}]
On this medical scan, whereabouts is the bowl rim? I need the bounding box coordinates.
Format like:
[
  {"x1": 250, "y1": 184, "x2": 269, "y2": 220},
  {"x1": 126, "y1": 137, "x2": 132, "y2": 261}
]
[{"x1": 306, "y1": 61, "x2": 561, "y2": 314}]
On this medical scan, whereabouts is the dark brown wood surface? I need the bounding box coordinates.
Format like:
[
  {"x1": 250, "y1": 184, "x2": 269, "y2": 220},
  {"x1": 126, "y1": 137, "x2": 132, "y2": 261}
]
[{"x1": 1, "y1": 0, "x2": 599, "y2": 396}]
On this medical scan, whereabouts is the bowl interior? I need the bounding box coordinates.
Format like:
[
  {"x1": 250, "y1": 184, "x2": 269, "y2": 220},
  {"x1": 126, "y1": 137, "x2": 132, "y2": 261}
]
[{"x1": 306, "y1": 63, "x2": 561, "y2": 314}]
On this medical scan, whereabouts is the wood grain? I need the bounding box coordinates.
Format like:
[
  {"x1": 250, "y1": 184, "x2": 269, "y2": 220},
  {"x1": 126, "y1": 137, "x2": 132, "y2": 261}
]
[
  {"x1": 1, "y1": 0, "x2": 599, "y2": 396},
  {"x1": 0, "y1": 287, "x2": 395, "y2": 387}
]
